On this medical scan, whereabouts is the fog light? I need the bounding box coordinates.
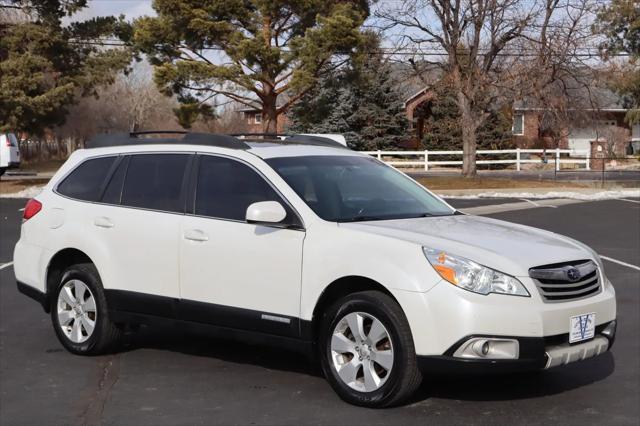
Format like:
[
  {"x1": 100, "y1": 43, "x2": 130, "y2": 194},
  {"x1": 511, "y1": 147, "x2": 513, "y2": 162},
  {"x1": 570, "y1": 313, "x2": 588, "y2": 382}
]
[
  {"x1": 471, "y1": 340, "x2": 491, "y2": 357},
  {"x1": 454, "y1": 338, "x2": 519, "y2": 359},
  {"x1": 601, "y1": 320, "x2": 616, "y2": 340}
]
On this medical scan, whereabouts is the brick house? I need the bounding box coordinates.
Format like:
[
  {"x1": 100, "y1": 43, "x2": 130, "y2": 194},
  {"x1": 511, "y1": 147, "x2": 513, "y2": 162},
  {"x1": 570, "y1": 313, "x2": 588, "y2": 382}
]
[
  {"x1": 238, "y1": 107, "x2": 288, "y2": 134},
  {"x1": 512, "y1": 99, "x2": 639, "y2": 155},
  {"x1": 403, "y1": 86, "x2": 639, "y2": 155},
  {"x1": 403, "y1": 87, "x2": 435, "y2": 149}
]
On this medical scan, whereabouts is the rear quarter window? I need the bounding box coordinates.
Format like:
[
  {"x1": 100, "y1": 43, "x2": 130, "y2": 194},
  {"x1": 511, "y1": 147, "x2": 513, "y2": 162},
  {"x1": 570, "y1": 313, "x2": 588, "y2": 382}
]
[{"x1": 57, "y1": 156, "x2": 117, "y2": 201}]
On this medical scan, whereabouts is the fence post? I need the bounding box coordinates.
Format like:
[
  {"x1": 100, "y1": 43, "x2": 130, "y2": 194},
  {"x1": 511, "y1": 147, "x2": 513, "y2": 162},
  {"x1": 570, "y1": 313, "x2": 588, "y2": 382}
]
[
  {"x1": 585, "y1": 153, "x2": 590, "y2": 170},
  {"x1": 424, "y1": 150, "x2": 429, "y2": 171},
  {"x1": 377, "y1": 150, "x2": 381, "y2": 160},
  {"x1": 516, "y1": 148, "x2": 521, "y2": 171},
  {"x1": 555, "y1": 148, "x2": 561, "y2": 171}
]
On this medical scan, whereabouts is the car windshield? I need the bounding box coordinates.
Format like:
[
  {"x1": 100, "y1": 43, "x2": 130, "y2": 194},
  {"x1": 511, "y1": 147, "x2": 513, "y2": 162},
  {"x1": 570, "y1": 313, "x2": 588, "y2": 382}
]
[{"x1": 266, "y1": 155, "x2": 455, "y2": 222}]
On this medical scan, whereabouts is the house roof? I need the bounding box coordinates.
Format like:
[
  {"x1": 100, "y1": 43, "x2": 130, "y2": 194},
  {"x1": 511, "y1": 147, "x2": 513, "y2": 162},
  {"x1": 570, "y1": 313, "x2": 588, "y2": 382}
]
[
  {"x1": 514, "y1": 86, "x2": 627, "y2": 112},
  {"x1": 403, "y1": 87, "x2": 433, "y2": 108}
]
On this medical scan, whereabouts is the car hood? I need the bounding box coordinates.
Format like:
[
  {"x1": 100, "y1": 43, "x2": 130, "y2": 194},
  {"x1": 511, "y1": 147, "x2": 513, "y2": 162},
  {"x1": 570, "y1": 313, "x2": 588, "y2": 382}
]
[{"x1": 340, "y1": 214, "x2": 596, "y2": 277}]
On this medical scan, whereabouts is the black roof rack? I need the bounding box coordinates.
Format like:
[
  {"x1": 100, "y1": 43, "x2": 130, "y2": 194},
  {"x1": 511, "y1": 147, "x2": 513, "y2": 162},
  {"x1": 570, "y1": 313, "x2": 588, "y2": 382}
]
[
  {"x1": 86, "y1": 131, "x2": 348, "y2": 150},
  {"x1": 87, "y1": 132, "x2": 250, "y2": 150}
]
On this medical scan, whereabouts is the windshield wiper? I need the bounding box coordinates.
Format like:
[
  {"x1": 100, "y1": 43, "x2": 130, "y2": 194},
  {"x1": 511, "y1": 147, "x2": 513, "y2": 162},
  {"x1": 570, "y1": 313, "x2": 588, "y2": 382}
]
[{"x1": 338, "y1": 215, "x2": 389, "y2": 223}]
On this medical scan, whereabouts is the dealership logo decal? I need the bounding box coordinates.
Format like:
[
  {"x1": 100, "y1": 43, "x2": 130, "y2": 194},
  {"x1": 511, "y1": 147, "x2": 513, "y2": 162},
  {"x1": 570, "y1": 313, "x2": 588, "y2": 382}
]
[{"x1": 578, "y1": 315, "x2": 591, "y2": 339}]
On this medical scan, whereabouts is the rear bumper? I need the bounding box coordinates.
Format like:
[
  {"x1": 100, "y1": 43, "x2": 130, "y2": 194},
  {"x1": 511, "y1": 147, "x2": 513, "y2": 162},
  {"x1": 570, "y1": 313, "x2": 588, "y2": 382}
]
[{"x1": 417, "y1": 320, "x2": 616, "y2": 374}]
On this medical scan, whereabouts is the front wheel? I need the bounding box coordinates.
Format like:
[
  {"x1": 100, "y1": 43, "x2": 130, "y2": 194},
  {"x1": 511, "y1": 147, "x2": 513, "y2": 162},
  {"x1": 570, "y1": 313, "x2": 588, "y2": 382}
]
[{"x1": 318, "y1": 291, "x2": 422, "y2": 407}]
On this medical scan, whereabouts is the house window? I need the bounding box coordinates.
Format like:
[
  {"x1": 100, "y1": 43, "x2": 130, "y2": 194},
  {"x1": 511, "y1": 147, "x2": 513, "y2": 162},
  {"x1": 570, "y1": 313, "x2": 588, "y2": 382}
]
[
  {"x1": 254, "y1": 113, "x2": 262, "y2": 124},
  {"x1": 633, "y1": 123, "x2": 640, "y2": 141},
  {"x1": 512, "y1": 113, "x2": 524, "y2": 135}
]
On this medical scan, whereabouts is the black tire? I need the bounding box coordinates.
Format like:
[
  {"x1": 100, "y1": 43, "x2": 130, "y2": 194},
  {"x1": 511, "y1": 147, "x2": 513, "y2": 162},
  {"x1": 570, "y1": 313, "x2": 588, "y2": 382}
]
[
  {"x1": 50, "y1": 263, "x2": 122, "y2": 355},
  {"x1": 0, "y1": 168, "x2": 5, "y2": 177},
  {"x1": 318, "y1": 291, "x2": 422, "y2": 407}
]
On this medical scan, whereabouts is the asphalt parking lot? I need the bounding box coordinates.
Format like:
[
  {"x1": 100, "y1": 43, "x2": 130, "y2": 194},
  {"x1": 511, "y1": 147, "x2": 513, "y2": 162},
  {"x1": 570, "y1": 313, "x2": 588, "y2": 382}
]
[{"x1": 0, "y1": 196, "x2": 638, "y2": 426}]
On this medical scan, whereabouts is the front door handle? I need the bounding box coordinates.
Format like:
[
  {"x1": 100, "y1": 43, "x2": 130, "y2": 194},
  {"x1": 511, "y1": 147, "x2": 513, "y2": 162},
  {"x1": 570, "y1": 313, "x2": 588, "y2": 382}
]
[
  {"x1": 94, "y1": 217, "x2": 114, "y2": 229},
  {"x1": 184, "y1": 229, "x2": 209, "y2": 242}
]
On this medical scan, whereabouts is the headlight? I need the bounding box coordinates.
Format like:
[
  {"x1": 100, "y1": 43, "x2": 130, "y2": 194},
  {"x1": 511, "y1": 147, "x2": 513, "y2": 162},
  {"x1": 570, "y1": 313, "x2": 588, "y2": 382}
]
[{"x1": 423, "y1": 247, "x2": 530, "y2": 297}]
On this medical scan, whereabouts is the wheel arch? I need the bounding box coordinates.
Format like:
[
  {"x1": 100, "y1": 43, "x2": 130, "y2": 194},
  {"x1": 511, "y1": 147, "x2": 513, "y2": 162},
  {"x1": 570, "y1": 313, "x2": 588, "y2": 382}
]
[
  {"x1": 44, "y1": 248, "x2": 95, "y2": 312},
  {"x1": 306, "y1": 276, "x2": 401, "y2": 344}
]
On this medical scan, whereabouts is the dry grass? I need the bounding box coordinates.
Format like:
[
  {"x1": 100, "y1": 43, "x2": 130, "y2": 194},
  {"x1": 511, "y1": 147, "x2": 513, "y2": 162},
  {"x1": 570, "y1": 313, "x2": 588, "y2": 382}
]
[
  {"x1": 0, "y1": 179, "x2": 48, "y2": 194},
  {"x1": 20, "y1": 159, "x2": 66, "y2": 172},
  {"x1": 414, "y1": 176, "x2": 590, "y2": 190},
  {"x1": 0, "y1": 173, "x2": 629, "y2": 196}
]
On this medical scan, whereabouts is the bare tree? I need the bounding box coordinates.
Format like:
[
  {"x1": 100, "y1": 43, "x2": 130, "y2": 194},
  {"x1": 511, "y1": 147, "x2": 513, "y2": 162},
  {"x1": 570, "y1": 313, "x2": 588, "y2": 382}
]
[
  {"x1": 376, "y1": 0, "x2": 599, "y2": 176},
  {"x1": 53, "y1": 63, "x2": 182, "y2": 154},
  {"x1": 600, "y1": 126, "x2": 630, "y2": 158}
]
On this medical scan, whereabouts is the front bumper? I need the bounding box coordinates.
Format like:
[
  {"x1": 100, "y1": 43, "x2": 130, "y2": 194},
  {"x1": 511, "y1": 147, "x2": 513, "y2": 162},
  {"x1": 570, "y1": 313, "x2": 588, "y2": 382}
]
[
  {"x1": 416, "y1": 320, "x2": 616, "y2": 374},
  {"x1": 392, "y1": 275, "x2": 617, "y2": 366}
]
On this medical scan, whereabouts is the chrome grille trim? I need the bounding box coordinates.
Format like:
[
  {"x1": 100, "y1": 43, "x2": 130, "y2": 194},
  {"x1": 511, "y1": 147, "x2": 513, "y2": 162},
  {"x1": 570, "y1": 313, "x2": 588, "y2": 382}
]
[
  {"x1": 529, "y1": 260, "x2": 597, "y2": 282},
  {"x1": 529, "y1": 260, "x2": 601, "y2": 303}
]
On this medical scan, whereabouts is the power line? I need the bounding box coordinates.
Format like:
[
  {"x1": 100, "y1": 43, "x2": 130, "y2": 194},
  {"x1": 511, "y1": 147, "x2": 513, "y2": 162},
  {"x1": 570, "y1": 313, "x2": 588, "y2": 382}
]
[{"x1": 67, "y1": 39, "x2": 631, "y2": 58}]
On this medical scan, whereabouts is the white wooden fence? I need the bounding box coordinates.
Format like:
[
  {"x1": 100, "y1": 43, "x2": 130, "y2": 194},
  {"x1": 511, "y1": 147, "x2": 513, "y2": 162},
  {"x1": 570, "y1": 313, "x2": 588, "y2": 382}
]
[{"x1": 360, "y1": 148, "x2": 591, "y2": 171}]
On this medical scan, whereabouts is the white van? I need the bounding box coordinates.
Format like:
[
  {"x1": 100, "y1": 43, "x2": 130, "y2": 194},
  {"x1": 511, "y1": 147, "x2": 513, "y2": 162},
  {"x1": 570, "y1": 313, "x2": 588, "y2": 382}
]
[{"x1": 0, "y1": 133, "x2": 21, "y2": 176}]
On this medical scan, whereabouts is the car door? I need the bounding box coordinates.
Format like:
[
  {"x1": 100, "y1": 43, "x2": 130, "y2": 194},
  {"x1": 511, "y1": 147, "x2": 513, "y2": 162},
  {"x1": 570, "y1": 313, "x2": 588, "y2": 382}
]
[
  {"x1": 179, "y1": 154, "x2": 305, "y2": 338},
  {"x1": 94, "y1": 153, "x2": 192, "y2": 316}
]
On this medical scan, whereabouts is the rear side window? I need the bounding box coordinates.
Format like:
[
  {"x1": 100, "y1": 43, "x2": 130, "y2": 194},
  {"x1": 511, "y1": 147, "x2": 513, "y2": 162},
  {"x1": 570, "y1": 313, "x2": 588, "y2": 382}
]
[
  {"x1": 195, "y1": 155, "x2": 297, "y2": 224},
  {"x1": 121, "y1": 154, "x2": 189, "y2": 213},
  {"x1": 57, "y1": 156, "x2": 116, "y2": 201}
]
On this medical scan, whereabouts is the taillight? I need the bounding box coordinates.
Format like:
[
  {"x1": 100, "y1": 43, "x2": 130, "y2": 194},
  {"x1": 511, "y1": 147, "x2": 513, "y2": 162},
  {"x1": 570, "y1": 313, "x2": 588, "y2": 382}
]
[
  {"x1": 23, "y1": 199, "x2": 42, "y2": 221},
  {"x1": 4, "y1": 137, "x2": 10, "y2": 147}
]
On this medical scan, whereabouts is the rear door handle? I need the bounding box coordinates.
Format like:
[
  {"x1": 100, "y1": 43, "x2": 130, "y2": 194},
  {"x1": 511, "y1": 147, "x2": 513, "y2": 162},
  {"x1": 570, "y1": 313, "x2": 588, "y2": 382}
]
[
  {"x1": 184, "y1": 229, "x2": 209, "y2": 242},
  {"x1": 94, "y1": 217, "x2": 114, "y2": 229}
]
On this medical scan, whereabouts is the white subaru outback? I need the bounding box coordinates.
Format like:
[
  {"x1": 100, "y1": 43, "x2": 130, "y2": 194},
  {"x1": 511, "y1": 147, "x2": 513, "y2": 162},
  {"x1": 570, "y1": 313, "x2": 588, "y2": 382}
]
[{"x1": 14, "y1": 132, "x2": 617, "y2": 407}]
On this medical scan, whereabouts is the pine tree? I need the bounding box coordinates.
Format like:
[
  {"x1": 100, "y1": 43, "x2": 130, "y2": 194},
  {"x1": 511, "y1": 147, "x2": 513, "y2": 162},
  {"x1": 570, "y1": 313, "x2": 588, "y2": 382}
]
[
  {"x1": 422, "y1": 81, "x2": 513, "y2": 151},
  {"x1": 0, "y1": 1, "x2": 132, "y2": 134},
  {"x1": 595, "y1": 0, "x2": 639, "y2": 124},
  {"x1": 288, "y1": 50, "x2": 409, "y2": 150},
  {"x1": 133, "y1": 0, "x2": 369, "y2": 132}
]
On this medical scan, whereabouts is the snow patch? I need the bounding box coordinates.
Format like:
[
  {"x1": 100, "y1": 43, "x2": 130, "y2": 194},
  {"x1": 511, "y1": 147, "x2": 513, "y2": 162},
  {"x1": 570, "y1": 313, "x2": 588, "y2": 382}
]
[
  {"x1": 0, "y1": 186, "x2": 44, "y2": 199},
  {"x1": 440, "y1": 189, "x2": 640, "y2": 200}
]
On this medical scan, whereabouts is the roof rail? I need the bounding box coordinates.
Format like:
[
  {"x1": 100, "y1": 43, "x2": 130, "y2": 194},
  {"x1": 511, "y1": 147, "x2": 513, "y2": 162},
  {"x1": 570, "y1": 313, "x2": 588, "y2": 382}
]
[
  {"x1": 86, "y1": 131, "x2": 349, "y2": 150},
  {"x1": 231, "y1": 133, "x2": 348, "y2": 149},
  {"x1": 86, "y1": 132, "x2": 250, "y2": 150}
]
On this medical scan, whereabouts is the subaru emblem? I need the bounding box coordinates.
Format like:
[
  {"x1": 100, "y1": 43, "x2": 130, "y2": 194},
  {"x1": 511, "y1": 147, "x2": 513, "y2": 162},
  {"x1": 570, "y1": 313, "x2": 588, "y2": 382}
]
[{"x1": 566, "y1": 267, "x2": 581, "y2": 282}]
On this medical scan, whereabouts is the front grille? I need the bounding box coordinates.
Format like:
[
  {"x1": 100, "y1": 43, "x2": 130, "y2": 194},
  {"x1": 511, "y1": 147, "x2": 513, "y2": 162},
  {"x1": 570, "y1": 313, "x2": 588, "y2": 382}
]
[{"x1": 529, "y1": 260, "x2": 601, "y2": 302}]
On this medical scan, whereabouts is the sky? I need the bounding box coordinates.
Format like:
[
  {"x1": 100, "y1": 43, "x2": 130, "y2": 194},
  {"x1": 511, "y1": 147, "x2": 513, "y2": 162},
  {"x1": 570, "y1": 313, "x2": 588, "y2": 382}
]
[{"x1": 68, "y1": 0, "x2": 155, "y2": 22}]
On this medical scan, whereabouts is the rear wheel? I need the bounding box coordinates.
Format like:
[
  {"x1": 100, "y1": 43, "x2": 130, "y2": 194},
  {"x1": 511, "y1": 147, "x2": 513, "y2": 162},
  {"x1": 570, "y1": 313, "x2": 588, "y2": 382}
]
[
  {"x1": 318, "y1": 291, "x2": 422, "y2": 407},
  {"x1": 51, "y1": 263, "x2": 122, "y2": 355}
]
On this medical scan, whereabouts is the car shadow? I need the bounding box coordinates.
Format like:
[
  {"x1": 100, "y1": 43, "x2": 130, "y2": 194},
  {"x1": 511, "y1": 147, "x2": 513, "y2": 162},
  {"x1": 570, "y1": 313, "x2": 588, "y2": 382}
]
[
  {"x1": 410, "y1": 352, "x2": 615, "y2": 403},
  {"x1": 119, "y1": 324, "x2": 615, "y2": 405},
  {"x1": 119, "y1": 324, "x2": 322, "y2": 377}
]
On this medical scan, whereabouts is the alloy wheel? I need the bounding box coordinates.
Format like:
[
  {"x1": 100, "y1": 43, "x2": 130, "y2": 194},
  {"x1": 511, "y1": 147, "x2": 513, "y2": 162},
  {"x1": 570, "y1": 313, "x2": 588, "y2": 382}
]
[
  {"x1": 330, "y1": 311, "x2": 394, "y2": 392},
  {"x1": 56, "y1": 280, "x2": 97, "y2": 343}
]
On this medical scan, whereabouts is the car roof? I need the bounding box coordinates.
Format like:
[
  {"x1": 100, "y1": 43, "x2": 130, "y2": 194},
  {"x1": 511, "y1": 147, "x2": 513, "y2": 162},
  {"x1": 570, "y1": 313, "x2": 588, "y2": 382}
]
[
  {"x1": 81, "y1": 132, "x2": 362, "y2": 160},
  {"x1": 246, "y1": 143, "x2": 361, "y2": 159}
]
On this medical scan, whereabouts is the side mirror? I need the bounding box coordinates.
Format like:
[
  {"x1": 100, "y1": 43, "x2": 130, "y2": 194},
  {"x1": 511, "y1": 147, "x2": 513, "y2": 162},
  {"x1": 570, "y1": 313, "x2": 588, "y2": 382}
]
[{"x1": 246, "y1": 201, "x2": 287, "y2": 225}]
